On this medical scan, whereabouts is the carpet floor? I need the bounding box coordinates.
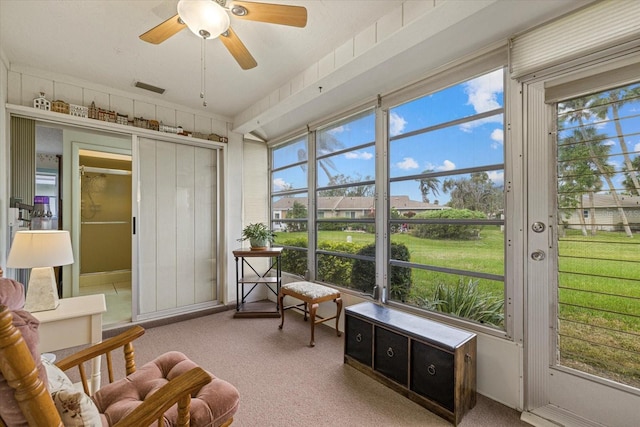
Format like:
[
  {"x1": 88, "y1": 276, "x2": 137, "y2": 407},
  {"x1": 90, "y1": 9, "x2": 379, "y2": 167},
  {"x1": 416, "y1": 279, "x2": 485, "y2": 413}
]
[{"x1": 55, "y1": 308, "x2": 531, "y2": 426}]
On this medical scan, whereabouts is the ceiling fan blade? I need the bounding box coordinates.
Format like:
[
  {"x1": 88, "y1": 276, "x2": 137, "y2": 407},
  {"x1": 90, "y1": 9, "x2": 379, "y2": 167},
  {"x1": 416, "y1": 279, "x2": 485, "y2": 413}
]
[
  {"x1": 230, "y1": 1, "x2": 307, "y2": 28},
  {"x1": 220, "y1": 27, "x2": 258, "y2": 70},
  {"x1": 139, "y1": 14, "x2": 186, "y2": 44}
]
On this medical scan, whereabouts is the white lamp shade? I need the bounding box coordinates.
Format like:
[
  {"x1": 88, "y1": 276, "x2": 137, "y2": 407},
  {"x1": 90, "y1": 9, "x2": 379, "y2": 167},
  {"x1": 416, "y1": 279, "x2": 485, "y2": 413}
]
[
  {"x1": 177, "y1": 0, "x2": 230, "y2": 39},
  {"x1": 7, "y1": 230, "x2": 74, "y2": 268}
]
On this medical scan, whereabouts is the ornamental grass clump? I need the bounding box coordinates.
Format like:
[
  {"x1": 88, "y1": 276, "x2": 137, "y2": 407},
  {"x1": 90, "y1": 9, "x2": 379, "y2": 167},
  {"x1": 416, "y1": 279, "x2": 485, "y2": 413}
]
[{"x1": 418, "y1": 278, "x2": 504, "y2": 327}]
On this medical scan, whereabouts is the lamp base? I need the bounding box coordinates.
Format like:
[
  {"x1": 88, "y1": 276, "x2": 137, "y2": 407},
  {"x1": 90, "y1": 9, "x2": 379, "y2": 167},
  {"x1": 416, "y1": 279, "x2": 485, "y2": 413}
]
[{"x1": 24, "y1": 267, "x2": 60, "y2": 312}]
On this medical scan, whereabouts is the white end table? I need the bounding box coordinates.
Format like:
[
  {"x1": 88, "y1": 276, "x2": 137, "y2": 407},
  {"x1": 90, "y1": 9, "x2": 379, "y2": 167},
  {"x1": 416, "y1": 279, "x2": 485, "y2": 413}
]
[{"x1": 33, "y1": 294, "x2": 107, "y2": 394}]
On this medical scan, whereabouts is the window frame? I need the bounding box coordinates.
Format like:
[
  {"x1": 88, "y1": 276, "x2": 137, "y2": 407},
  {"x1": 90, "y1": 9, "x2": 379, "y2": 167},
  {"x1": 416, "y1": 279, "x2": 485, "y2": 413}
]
[{"x1": 269, "y1": 46, "x2": 516, "y2": 340}]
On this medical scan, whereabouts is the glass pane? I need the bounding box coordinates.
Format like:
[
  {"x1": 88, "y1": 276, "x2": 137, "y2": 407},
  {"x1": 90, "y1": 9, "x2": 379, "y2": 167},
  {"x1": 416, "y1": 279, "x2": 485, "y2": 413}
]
[
  {"x1": 391, "y1": 267, "x2": 504, "y2": 328},
  {"x1": 316, "y1": 148, "x2": 375, "y2": 187},
  {"x1": 272, "y1": 164, "x2": 307, "y2": 192},
  {"x1": 273, "y1": 137, "x2": 307, "y2": 169},
  {"x1": 272, "y1": 194, "x2": 308, "y2": 233},
  {"x1": 390, "y1": 227, "x2": 504, "y2": 277},
  {"x1": 317, "y1": 221, "x2": 375, "y2": 253},
  {"x1": 389, "y1": 113, "x2": 504, "y2": 179},
  {"x1": 316, "y1": 253, "x2": 363, "y2": 289},
  {"x1": 391, "y1": 171, "x2": 504, "y2": 215},
  {"x1": 317, "y1": 110, "x2": 375, "y2": 155},
  {"x1": 389, "y1": 68, "x2": 504, "y2": 136},
  {"x1": 279, "y1": 247, "x2": 308, "y2": 277},
  {"x1": 556, "y1": 81, "x2": 640, "y2": 388}
]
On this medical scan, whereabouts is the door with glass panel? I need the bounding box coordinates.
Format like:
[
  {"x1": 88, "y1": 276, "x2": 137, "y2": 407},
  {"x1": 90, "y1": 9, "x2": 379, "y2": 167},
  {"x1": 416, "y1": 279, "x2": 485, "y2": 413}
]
[{"x1": 526, "y1": 79, "x2": 640, "y2": 426}]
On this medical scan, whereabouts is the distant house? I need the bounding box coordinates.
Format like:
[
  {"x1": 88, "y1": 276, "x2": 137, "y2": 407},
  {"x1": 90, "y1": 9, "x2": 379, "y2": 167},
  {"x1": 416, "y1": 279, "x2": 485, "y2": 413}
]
[
  {"x1": 563, "y1": 194, "x2": 640, "y2": 231},
  {"x1": 272, "y1": 196, "x2": 446, "y2": 228}
]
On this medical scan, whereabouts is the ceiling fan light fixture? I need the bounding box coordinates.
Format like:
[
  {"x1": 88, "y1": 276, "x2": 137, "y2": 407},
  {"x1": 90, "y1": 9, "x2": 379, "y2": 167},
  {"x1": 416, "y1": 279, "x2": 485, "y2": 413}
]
[{"x1": 177, "y1": 0, "x2": 230, "y2": 40}]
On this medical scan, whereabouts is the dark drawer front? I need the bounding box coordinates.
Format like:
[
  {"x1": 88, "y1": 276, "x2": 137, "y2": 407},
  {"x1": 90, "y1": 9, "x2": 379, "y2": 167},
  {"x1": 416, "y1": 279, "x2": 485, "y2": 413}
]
[
  {"x1": 345, "y1": 315, "x2": 373, "y2": 366},
  {"x1": 411, "y1": 340, "x2": 455, "y2": 411},
  {"x1": 374, "y1": 327, "x2": 408, "y2": 386}
]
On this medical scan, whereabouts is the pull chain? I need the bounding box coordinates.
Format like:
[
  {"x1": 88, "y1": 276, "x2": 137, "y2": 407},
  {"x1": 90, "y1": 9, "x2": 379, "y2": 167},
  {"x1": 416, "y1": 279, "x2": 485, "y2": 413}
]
[{"x1": 200, "y1": 37, "x2": 207, "y2": 107}]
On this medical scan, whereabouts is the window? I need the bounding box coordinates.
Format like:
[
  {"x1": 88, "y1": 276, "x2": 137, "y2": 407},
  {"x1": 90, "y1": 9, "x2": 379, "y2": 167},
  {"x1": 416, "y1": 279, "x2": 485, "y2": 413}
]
[
  {"x1": 387, "y1": 68, "x2": 506, "y2": 329},
  {"x1": 270, "y1": 57, "x2": 508, "y2": 333},
  {"x1": 315, "y1": 110, "x2": 376, "y2": 288},
  {"x1": 271, "y1": 136, "x2": 308, "y2": 277}
]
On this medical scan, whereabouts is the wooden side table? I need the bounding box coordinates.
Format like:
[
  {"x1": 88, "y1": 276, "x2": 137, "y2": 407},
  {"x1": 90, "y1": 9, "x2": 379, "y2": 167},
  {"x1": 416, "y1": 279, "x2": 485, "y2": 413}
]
[{"x1": 33, "y1": 294, "x2": 107, "y2": 394}]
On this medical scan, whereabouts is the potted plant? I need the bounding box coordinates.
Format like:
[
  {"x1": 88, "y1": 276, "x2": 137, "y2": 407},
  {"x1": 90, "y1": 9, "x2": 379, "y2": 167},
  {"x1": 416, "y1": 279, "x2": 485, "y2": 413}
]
[{"x1": 238, "y1": 222, "x2": 276, "y2": 250}]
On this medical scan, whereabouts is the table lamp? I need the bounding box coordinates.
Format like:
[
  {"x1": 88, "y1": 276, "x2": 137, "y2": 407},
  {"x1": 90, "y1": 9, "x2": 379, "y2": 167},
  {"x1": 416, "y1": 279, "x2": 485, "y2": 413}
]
[{"x1": 6, "y1": 230, "x2": 74, "y2": 312}]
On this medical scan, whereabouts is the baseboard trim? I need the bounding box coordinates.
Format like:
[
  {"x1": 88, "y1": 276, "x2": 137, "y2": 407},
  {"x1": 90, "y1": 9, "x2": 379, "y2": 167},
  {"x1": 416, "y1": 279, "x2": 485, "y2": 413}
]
[{"x1": 103, "y1": 303, "x2": 234, "y2": 337}]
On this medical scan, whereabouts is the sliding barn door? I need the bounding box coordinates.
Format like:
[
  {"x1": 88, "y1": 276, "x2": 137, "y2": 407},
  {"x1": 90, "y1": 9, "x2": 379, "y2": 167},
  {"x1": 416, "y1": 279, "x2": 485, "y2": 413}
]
[{"x1": 136, "y1": 137, "x2": 219, "y2": 320}]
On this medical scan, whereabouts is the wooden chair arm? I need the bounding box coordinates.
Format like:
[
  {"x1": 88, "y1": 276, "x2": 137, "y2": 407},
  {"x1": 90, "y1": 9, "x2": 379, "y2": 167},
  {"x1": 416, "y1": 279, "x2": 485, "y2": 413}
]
[
  {"x1": 111, "y1": 367, "x2": 212, "y2": 427},
  {"x1": 55, "y1": 326, "x2": 145, "y2": 394}
]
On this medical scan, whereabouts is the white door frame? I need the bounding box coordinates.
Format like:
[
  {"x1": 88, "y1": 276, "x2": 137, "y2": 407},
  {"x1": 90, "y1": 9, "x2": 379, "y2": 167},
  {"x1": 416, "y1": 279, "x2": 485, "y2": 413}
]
[
  {"x1": 67, "y1": 135, "x2": 132, "y2": 297},
  {"x1": 522, "y1": 79, "x2": 639, "y2": 427}
]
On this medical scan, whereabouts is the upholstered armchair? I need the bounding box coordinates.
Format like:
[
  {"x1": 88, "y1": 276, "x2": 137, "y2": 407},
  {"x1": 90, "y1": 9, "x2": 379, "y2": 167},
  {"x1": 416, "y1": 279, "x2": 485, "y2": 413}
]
[{"x1": 0, "y1": 278, "x2": 239, "y2": 426}]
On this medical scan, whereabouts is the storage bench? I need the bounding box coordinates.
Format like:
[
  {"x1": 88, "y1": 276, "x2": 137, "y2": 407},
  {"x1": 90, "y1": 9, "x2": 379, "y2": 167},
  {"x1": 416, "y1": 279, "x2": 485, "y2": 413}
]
[{"x1": 344, "y1": 302, "x2": 477, "y2": 425}]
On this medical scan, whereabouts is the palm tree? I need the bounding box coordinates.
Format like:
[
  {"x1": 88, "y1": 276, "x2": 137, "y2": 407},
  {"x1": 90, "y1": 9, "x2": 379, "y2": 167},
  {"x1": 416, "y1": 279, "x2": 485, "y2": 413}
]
[
  {"x1": 558, "y1": 128, "x2": 607, "y2": 235},
  {"x1": 591, "y1": 86, "x2": 640, "y2": 195},
  {"x1": 561, "y1": 97, "x2": 633, "y2": 237},
  {"x1": 416, "y1": 170, "x2": 440, "y2": 203}
]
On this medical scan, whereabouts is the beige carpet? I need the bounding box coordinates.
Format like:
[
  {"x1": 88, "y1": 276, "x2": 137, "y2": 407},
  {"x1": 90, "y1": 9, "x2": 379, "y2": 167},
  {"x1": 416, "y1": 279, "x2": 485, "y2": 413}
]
[{"x1": 55, "y1": 309, "x2": 530, "y2": 426}]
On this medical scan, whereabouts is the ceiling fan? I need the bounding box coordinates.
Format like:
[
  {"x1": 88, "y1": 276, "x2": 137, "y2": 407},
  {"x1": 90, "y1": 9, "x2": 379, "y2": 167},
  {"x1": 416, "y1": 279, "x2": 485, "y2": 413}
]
[{"x1": 139, "y1": 0, "x2": 307, "y2": 70}]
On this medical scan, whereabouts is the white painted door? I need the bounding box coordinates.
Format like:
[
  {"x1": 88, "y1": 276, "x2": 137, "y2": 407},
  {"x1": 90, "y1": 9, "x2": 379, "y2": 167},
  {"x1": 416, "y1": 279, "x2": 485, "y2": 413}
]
[
  {"x1": 524, "y1": 80, "x2": 640, "y2": 427},
  {"x1": 135, "y1": 137, "x2": 220, "y2": 321}
]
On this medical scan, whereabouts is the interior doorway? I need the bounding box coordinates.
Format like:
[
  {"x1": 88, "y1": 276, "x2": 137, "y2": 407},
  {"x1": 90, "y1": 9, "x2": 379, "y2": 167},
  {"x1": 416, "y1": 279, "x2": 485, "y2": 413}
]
[{"x1": 76, "y1": 149, "x2": 132, "y2": 327}]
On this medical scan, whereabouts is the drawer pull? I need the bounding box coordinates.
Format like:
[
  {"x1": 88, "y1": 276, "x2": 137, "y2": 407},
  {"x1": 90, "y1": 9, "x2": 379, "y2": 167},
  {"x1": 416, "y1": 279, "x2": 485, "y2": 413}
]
[
  {"x1": 356, "y1": 333, "x2": 362, "y2": 343},
  {"x1": 427, "y1": 364, "x2": 436, "y2": 375},
  {"x1": 387, "y1": 347, "x2": 394, "y2": 358}
]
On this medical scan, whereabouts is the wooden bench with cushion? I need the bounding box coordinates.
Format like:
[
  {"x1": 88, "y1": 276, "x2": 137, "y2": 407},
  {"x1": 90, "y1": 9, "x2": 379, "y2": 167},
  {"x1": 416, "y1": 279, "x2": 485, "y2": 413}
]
[{"x1": 278, "y1": 281, "x2": 342, "y2": 347}]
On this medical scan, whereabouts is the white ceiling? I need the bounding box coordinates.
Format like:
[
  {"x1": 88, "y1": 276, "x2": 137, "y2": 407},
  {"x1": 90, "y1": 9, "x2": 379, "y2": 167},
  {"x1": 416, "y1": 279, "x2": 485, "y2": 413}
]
[{"x1": 1, "y1": 1, "x2": 589, "y2": 140}]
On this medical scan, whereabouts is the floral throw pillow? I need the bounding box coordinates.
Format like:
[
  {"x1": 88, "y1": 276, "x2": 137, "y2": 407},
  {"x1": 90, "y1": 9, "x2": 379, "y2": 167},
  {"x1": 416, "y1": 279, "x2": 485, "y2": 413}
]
[
  {"x1": 41, "y1": 356, "x2": 74, "y2": 393},
  {"x1": 41, "y1": 356, "x2": 102, "y2": 426},
  {"x1": 51, "y1": 388, "x2": 102, "y2": 427}
]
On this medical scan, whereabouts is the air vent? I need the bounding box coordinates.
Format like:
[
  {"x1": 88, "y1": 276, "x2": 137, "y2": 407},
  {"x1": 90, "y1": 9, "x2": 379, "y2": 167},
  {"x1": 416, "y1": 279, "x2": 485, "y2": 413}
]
[{"x1": 134, "y1": 81, "x2": 165, "y2": 94}]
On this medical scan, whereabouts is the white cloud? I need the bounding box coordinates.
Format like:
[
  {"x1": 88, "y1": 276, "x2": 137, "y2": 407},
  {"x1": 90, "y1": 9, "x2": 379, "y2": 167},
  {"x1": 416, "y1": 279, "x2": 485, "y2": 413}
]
[
  {"x1": 396, "y1": 157, "x2": 418, "y2": 170},
  {"x1": 344, "y1": 151, "x2": 373, "y2": 160},
  {"x1": 603, "y1": 139, "x2": 615, "y2": 146},
  {"x1": 459, "y1": 69, "x2": 503, "y2": 132},
  {"x1": 328, "y1": 125, "x2": 346, "y2": 135},
  {"x1": 635, "y1": 142, "x2": 640, "y2": 152},
  {"x1": 438, "y1": 160, "x2": 456, "y2": 171},
  {"x1": 487, "y1": 170, "x2": 504, "y2": 186},
  {"x1": 491, "y1": 128, "x2": 503, "y2": 149},
  {"x1": 426, "y1": 160, "x2": 456, "y2": 172},
  {"x1": 273, "y1": 178, "x2": 289, "y2": 191},
  {"x1": 389, "y1": 112, "x2": 407, "y2": 136},
  {"x1": 465, "y1": 69, "x2": 503, "y2": 113}
]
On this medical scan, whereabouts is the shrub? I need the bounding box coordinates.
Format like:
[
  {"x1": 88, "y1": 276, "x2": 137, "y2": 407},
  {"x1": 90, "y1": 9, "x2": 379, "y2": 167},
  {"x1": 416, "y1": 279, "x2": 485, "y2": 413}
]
[
  {"x1": 416, "y1": 278, "x2": 504, "y2": 327},
  {"x1": 413, "y1": 209, "x2": 486, "y2": 240},
  {"x1": 279, "y1": 238, "x2": 308, "y2": 277},
  {"x1": 350, "y1": 242, "x2": 412, "y2": 301}
]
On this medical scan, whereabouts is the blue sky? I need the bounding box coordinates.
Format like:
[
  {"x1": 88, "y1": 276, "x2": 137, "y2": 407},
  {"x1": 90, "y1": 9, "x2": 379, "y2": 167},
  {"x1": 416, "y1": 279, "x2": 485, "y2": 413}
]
[
  {"x1": 274, "y1": 75, "x2": 640, "y2": 206},
  {"x1": 273, "y1": 69, "x2": 506, "y2": 204}
]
